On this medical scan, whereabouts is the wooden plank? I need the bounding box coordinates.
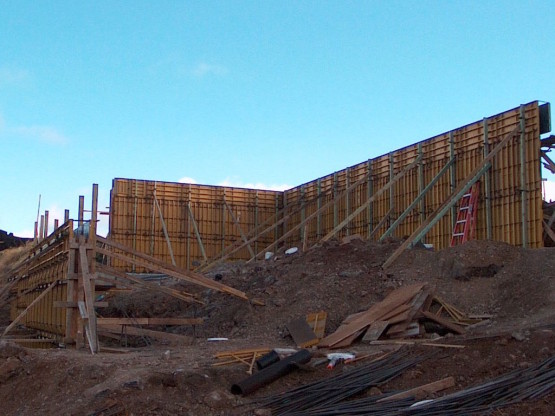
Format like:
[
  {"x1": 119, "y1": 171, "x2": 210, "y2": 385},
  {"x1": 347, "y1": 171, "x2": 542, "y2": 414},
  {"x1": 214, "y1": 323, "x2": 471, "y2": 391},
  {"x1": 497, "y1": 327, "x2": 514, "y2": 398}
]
[
  {"x1": 287, "y1": 317, "x2": 319, "y2": 348},
  {"x1": 319, "y1": 283, "x2": 425, "y2": 348},
  {"x1": 377, "y1": 376, "x2": 455, "y2": 403},
  {"x1": 2, "y1": 282, "x2": 57, "y2": 336},
  {"x1": 79, "y1": 245, "x2": 98, "y2": 353},
  {"x1": 96, "y1": 264, "x2": 201, "y2": 304},
  {"x1": 306, "y1": 311, "x2": 327, "y2": 339},
  {"x1": 97, "y1": 237, "x2": 248, "y2": 300},
  {"x1": 361, "y1": 321, "x2": 389, "y2": 342},
  {"x1": 421, "y1": 310, "x2": 465, "y2": 335},
  {"x1": 543, "y1": 220, "x2": 555, "y2": 243},
  {"x1": 97, "y1": 317, "x2": 203, "y2": 326},
  {"x1": 54, "y1": 301, "x2": 108, "y2": 308},
  {"x1": 154, "y1": 192, "x2": 177, "y2": 266},
  {"x1": 225, "y1": 201, "x2": 255, "y2": 258},
  {"x1": 98, "y1": 325, "x2": 194, "y2": 344}
]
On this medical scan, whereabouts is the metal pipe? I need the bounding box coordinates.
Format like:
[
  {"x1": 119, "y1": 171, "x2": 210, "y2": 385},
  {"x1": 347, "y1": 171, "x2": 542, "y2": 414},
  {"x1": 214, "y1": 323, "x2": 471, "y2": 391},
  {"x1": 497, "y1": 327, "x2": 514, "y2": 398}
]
[{"x1": 231, "y1": 349, "x2": 312, "y2": 395}]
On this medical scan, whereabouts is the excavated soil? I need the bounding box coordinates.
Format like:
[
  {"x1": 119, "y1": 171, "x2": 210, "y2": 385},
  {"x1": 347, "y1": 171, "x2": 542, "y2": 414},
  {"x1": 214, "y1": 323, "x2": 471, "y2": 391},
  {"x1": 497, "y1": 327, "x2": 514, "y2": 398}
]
[{"x1": 0, "y1": 238, "x2": 554, "y2": 415}]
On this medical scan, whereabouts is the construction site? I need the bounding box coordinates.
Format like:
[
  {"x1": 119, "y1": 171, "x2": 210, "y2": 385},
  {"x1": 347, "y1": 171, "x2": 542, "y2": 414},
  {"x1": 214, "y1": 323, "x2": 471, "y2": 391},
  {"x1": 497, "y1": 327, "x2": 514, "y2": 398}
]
[{"x1": 1, "y1": 100, "x2": 554, "y2": 415}]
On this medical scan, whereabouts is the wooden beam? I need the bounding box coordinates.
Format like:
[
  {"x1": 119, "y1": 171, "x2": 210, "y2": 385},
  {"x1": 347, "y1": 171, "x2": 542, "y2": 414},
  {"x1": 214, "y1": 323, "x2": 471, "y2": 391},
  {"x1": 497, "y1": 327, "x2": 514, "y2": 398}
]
[
  {"x1": 187, "y1": 202, "x2": 207, "y2": 262},
  {"x1": 224, "y1": 201, "x2": 255, "y2": 258},
  {"x1": 98, "y1": 325, "x2": 194, "y2": 344},
  {"x1": 380, "y1": 158, "x2": 454, "y2": 241},
  {"x1": 154, "y1": 192, "x2": 177, "y2": 266},
  {"x1": 383, "y1": 126, "x2": 521, "y2": 269},
  {"x1": 319, "y1": 154, "x2": 422, "y2": 243},
  {"x1": 97, "y1": 317, "x2": 203, "y2": 326},
  {"x1": 96, "y1": 264, "x2": 201, "y2": 304},
  {"x1": 541, "y1": 152, "x2": 555, "y2": 174},
  {"x1": 54, "y1": 301, "x2": 108, "y2": 308},
  {"x1": 543, "y1": 220, "x2": 555, "y2": 243},
  {"x1": 79, "y1": 245, "x2": 98, "y2": 353},
  {"x1": 2, "y1": 282, "x2": 58, "y2": 337},
  {"x1": 96, "y1": 237, "x2": 248, "y2": 300}
]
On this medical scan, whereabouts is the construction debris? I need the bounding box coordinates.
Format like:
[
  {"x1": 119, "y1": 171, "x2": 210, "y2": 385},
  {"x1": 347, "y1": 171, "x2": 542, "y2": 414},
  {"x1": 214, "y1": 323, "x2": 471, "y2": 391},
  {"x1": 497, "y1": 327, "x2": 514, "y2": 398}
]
[{"x1": 319, "y1": 283, "x2": 487, "y2": 349}]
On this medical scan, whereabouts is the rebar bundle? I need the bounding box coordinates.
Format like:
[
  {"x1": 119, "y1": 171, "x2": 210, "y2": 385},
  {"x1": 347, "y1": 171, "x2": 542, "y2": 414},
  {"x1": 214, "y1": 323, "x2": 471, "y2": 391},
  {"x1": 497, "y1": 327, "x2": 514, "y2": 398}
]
[{"x1": 260, "y1": 354, "x2": 555, "y2": 416}]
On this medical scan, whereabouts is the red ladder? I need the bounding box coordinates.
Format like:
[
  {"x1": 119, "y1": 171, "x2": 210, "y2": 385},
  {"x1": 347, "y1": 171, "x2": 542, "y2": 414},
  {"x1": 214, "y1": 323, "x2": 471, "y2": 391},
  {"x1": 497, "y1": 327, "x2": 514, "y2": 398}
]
[{"x1": 450, "y1": 182, "x2": 480, "y2": 246}]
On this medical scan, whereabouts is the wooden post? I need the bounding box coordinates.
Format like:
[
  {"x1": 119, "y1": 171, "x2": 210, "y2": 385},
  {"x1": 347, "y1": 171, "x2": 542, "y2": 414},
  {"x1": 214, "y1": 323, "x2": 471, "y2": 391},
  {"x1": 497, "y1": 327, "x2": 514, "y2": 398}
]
[
  {"x1": 64, "y1": 209, "x2": 70, "y2": 222},
  {"x1": 367, "y1": 159, "x2": 373, "y2": 238},
  {"x1": 44, "y1": 210, "x2": 49, "y2": 239},
  {"x1": 188, "y1": 201, "x2": 207, "y2": 261},
  {"x1": 254, "y1": 190, "x2": 259, "y2": 254},
  {"x1": 519, "y1": 105, "x2": 528, "y2": 247},
  {"x1": 389, "y1": 153, "x2": 394, "y2": 228},
  {"x1": 78, "y1": 196, "x2": 84, "y2": 228},
  {"x1": 317, "y1": 178, "x2": 322, "y2": 239},
  {"x1": 300, "y1": 186, "x2": 306, "y2": 242},
  {"x1": 39, "y1": 215, "x2": 45, "y2": 242},
  {"x1": 346, "y1": 168, "x2": 351, "y2": 236},
  {"x1": 34, "y1": 221, "x2": 38, "y2": 241},
  {"x1": 418, "y1": 144, "x2": 425, "y2": 223},
  {"x1": 449, "y1": 131, "x2": 456, "y2": 228},
  {"x1": 333, "y1": 173, "x2": 338, "y2": 229},
  {"x1": 483, "y1": 117, "x2": 493, "y2": 240},
  {"x1": 54, "y1": 219, "x2": 59, "y2": 230}
]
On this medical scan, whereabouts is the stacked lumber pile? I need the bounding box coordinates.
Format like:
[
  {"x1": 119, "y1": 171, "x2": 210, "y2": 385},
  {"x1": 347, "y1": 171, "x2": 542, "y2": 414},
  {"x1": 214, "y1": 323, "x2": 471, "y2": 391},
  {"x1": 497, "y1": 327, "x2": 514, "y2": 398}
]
[{"x1": 319, "y1": 282, "x2": 487, "y2": 349}]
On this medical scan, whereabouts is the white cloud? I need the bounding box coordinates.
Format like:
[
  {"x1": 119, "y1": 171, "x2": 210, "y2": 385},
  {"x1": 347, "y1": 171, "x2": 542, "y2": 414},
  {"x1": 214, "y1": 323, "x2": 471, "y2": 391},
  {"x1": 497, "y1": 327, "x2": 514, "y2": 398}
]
[
  {"x1": 178, "y1": 176, "x2": 198, "y2": 184},
  {"x1": 0, "y1": 66, "x2": 30, "y2": 87},
  {"x1": 13, "y1": 125, "x2": 69, "y2": 145},
  {"x1": 191, "y1": 62, "x2": 228, "y2": 77},
  {"x1": 218, "y1": 178, "x2": 292, "y2": 191}
]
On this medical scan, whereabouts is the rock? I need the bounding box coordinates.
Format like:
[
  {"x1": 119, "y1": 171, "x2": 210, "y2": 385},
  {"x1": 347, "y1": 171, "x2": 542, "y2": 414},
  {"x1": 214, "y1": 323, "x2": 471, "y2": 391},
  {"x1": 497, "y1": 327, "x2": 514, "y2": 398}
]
[
  {"x1": 264, "y1": 252, "x2": 274, "y2": 260},
  {"x1": 203, "y1": 390, "x2": 233, "y2": 410},
  {"x1": 285, "y1": 247, "x2": 298, "y2": 255},
  {"x1": 511, "y1": 331, "x2": 527, "y2": 342},
  {"x1": 0, "y1": 356, "x2": 23, "y2": 383},
  {"x1": 0, "y1": 341, "x2": 26, "y2": 359}
]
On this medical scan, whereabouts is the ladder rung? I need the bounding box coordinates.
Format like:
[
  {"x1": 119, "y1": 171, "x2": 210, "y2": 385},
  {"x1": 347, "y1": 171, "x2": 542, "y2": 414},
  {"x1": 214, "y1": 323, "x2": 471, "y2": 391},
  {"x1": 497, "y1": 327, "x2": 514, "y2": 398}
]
[
  {"x1": 452, "y1": 233, "x2": 465, "y2": 237},
  {"x1": 459, "y1": 206, "x2": 470, "y2": 211},
  {"x1": 456, "y1": 220, "x2": 467, "y2": 224}
]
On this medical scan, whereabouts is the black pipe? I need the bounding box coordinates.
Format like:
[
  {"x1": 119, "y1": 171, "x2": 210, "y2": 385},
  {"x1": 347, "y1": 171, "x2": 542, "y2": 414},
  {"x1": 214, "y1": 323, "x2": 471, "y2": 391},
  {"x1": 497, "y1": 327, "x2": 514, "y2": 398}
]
[
  {"x1": 231, "y1": 349, "x2": 312, "y2": 395},
  {"x1": 256, "y1": 349, "x2": 280, "y2": 370}
]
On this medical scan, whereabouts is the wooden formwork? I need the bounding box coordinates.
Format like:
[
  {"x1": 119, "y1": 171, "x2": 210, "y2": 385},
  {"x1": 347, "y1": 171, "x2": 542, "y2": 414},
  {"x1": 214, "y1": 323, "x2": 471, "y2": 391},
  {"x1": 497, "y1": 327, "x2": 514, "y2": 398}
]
[
  {"x1": 8, "y1": 221, "x2": 73, "y2": 341},
  {"x1": 109, "y1": 180, "x2": 282, "y2": 271},
  {"x1": 107, "y1": 101, "x2": 549, "y2": 270},
  {"x1": 282, "y1": 101, "x2": 545, "y2": 250}
]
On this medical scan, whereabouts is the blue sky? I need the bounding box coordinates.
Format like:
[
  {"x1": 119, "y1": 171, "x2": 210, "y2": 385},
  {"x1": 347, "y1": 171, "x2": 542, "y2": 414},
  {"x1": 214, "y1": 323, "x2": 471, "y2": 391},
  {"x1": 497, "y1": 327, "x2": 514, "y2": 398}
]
[{"x1": 1, "y1": 1, "x2": 554, "y2": 237}]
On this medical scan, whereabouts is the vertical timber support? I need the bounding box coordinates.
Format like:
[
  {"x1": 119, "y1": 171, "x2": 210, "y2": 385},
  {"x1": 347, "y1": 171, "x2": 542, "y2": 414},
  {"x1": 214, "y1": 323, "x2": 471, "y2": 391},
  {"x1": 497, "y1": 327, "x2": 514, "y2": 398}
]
[
  {"x1": 132, "y1": 181, "x2": 138, "y2": 271},
  {"x1": 449, "y1": 132, "x2": 456, "y2": 228},
  {"x1": 300, "y1": 186, "x2": 306, "y2": 242},
  {"x1": 367, "y1": 159, "x2": 373, "y2": 238},
  {"x1": 44, "y1": 210, "x2": 49, "y2": 238},
  {"x1": 186, "y1": 187, "x2": 191, "y2": 270},
  {"x1": 483, "y1": 118, "x2": 493, "y2": 239},
  {"x1": 254, "y1": 191, "x2": 259, "y2": 254},
  {"x1": 519, "y1": 105, "x2": 528, "y2": 248},
  {"x1": 346, "y1": 168, "x2": 351, "y2": 236},
  {"x1": 418, "y1": 144, "x2": 425, "y2": 223},
  {"x1": 64, "y1": 209, "x2": 70, "y2": 222},
  {"x1": 317, "y1": 179, "x2": 322, "y2": 239},
  {"x1": 389, "y1": 153, "x2": 394, "y2": 227},
  {"x1": 333, "y1": 173, "x2": 338, "y2": 229},
  {"x1": 221, "y1": 190, "x2": 226, "y2": 253},
  {"x1": 78, "y1": 196, "x2": 84, "y2": 228},
  {"x1": 39, "y1": 215, "x2": 44, "y2": 242}
]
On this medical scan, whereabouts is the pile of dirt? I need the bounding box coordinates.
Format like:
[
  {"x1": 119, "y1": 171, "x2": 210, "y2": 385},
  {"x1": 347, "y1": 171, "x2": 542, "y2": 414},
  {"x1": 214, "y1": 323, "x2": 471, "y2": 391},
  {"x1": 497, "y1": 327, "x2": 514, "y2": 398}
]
[{"x1": 0, "y1": 238, "x2": 554, "y2": 415}]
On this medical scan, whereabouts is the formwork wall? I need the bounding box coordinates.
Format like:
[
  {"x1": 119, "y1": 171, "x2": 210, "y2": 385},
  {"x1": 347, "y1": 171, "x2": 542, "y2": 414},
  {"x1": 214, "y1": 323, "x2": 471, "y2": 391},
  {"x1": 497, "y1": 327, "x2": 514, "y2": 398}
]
[
  {"x1": 108, "y1": 101, "x2": 546, "y2": 269},
  {"x1": 283, "y1": 102, "x2": 544, "y2": 249},
  {"x1": 9, "y1": 221, "x2": 73, "y2": 341},
  {"x1": 109, "y1": 180, "x2": 282, "y2": 271}
]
